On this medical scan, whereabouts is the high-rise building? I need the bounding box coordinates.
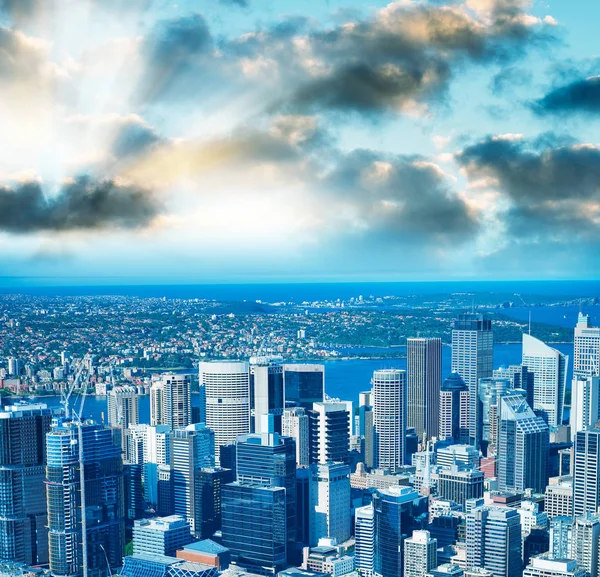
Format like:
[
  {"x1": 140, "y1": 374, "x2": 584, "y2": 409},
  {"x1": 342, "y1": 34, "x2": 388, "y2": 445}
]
[
  {"x1": 283, "y1": 364, "x2": 324, "y2": 410},
  {"x1": 221, "y1": 483, "x2": 287, "y2": 575},
  {"x1": 572, "y1": 425, "x2": 600, "y2": 517},
  {"x1": 311, "y1": 401, "x2": 350, "y2": 465},
  {"x1": 236, "y1": 426, "x2": 297, "y2": 562},
  {"x1": 550, "y1": 516, "x2": 572, "y2": 560},
  {"x1": 250, "y1": 356, "x2": 284, "y2": 434},
  {"x1": 310, "y1": 462, "x2": 351, "y2": 547},
  {"x1": 108, "y1": 385, "x2": 139, "y2": 429},
  {"x1": 451, "y1": 313, "x2": 493, "y2": 447},
  {"x1": 133, "y1": 516, "x2": 193, "y2": 557},
  {"x1": 373, "y1": 486, "x2": 424, "y2": 577},
  {"x1": 439, "y1": 373, "x2": 470, "y2": 444},
  {"x1": 170, "y1": 424, "x2": 215, "y2": 535},
  {"x1": 465, "y1": 506, "x2": 522, "y2": 577},
  {"x1": 0, "y1": 403, "x2": 58, "y2": 565},
  {"x1": 493, "y1": 365, "x2": 535, "y2": 410},
  {"x1": 46, "y1": 419, "x2": 125, "y2": 577},
  {"x1": 436, "y1": 444, "x2": 480, "y2": 471},
  {"x1": 282, "y1": 407, "x2": 311, "y2": 466},
  {"x1": 163, "y1": 373, "x2": 192, "y2": 430},
  {"x1": 193, "y1": 467, "x2": 234, "y2": 539},
  {"x1": 150, "y1": 381, "x2": 165, "y2": 426},
  {"x1": 355, "y1": 505, "x2": 375, "y2": 577},
  {"x1": 570, "y1": 376, "x2": 600, "y2": 437},
  {"x1": 571, "y1": 514, "x2": 600, "y2": 577},
  {"x1": 372, "y1": 369, "x2": 406, "y2": 472},
  {"x1": 523, "y1": 556, "x2": 586, "y2": 577},
  {"x1": 200, "y1": 361, "x2": 250, "y2": 464},
  {"x1": 7, "y1": 356, "x2": 21, "y2": 376},
  {"x1": 407, "y1": 338, "x2": 442, "y2": 441},
  {"x1": 478, "y1": 377, "x2": 511, "y2": 451},
  {"x1": 404, "y1": 530, "x2": 437, "y2": 577},
  {"x1": 545, "y1": 480, "x2": 573, "y2": 519},
  {"x1": 497, "y1": 393, "x2": 549, "y2": 493},
  {"x1": 438, "y1": 467, "x2": 484, "y2": 508},
  {"x1": 574, "y1": 313, "x2": 600, "y2": 378},
  {"x1": 522, "y1": 334, "x2": 568, "y2": 427}
]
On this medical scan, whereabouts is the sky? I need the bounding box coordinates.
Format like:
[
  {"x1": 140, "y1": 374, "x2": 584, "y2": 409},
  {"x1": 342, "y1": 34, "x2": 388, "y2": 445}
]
[{"x1": 0, "y1": 0, "x2": 598, "y2": 285}]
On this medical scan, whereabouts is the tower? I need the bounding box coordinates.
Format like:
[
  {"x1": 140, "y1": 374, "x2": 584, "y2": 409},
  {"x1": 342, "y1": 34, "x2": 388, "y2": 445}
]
[
  {"x1": 573, "y1": 312, "x2": 600, "y2": 378},
  {"x1": 150, "y1": 380, "x2": 165, "y2": 426},
  {"x1": 573, "y1": 425, "x2": 600, "y2": 517},
  {"x1": 283, "y1": 364, "x2": 324, "y2": 409},
  {"x1": 570, "y1": 376, "x2": 600, "y2": 437},
  {"x1": 407, "y1": 338, "x2": 442, "y2": 441},
  {"x1": 249, "y1": 356, "x2": 284, "y2": 434},
  {"x1": 355, "y1": 505, "x2": 375, "y2": 577},
  {"x1": 163, "y1": 373, "x2": 191, "y2": 430},
  {"x1": 282, "y1": 407, "x2": 311, "y2": 467},
  {"x1": 200, "y1": 361, "x2": 250, "y2": 464},
  {"x1": 108, "y1": 385, "x2": 139, "y2": 429},
  {"x1": 571, "y1": 514, "x2": 600, "y2": 577},
  {"x1": 439, "y1": 373, "x2": 470, "y2": 444},
  {"x1": 497, "y1": 393, "x2": 549, "y2": 493},
  {"x1": 522, "y1": 334, "x2": 568, "y2": 427},
  {"x1": 451, "y1": 313, "x2": 493, "y2": 447},
  {"x1": 310, "y1": 401, "x2": 350, "y2": 465},
  {"x1": 404, "y1": 530, "x2": 437, "y2": 577},
  {"x1": 372, "y1": 369, "x2": 406, "y2": 471}
]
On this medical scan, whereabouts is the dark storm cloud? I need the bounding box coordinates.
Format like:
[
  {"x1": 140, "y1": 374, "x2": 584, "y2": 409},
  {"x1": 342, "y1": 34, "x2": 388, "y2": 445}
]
[
  {"x1": 457, "y1": 135, "x2": 600, "y2": 240},
  {"x1": 0, "y1": 177, "x2": 160, "y2": 233},
  {"x1": 323, "y1": 149, "x2": 479, "y2": 242},
  {"x1": 532, "y1": 76, "x2": 600, "y2": 115}
]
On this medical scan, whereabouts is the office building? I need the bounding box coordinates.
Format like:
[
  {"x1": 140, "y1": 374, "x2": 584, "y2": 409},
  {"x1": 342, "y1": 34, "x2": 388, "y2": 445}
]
[
  {"x1": 108, "y1": 385, "x2": 139, "y2": 429},
  {"x1": 311, "y1": 401, "x2": 350, "y2": 465},
  {"x1": 478, "y1": 377, "x2": 511, "y2": 449},
  {"x1": 571, "y1": 514, "x2": 600, "y2": 577},
  {"x1": 170, "y1": 424, "x2": 215, "y2": 535},
  {"x1": 124, "y1": 463, "x2": 144, "y2": 529},
  {"x1": 310, "y1": 462, "x2": 351, "y2": 546},
  {"x1": 194, "y1": 467, "x2": 234, "y2": 539},
  {"x1": 436, "y1": 444, "x2": 480, "y2": 471},
  {"x1": 574, "y1": 313, "x2": 600, "y2": 378},
  {"x1": 0, "y1": 403, "x2": 58, "y2": 566},
  {"x1": 355, "y1": 505, "x2": 375, "y2": 577},
  {"x1": 236, "y1": 427, "x2": 297, "y2": 561},
  {"x1": 524, "y1": 528, "x2": 550, "y2": 567},
  {"x1": 465, "y1": 506, "x2": 521, "y2": 577},
  {"x1": 438, "y1": 468, "x2": 484, "y2": 508},
  {"x1": 150, "y1": 380, "x2": 165, "y2": 426},
  {"x1": 407, "y1": 338, "x2": 442, "y2": 441},
  {"x1": 522, "y1": 334, "x2": 568, "y2": 427},
  {"x1": 517, "y1": 500, "x2": 548, "y2": 534},
  {"x1": 200, "y1": 361, "x2": 250, "y2": 464},
  {"x1": 163, "y1": 373, "x2": 192, "y2": 430},
  {"x1": 497, "y1": 393, "x2": 549, "y2": 493},
  {"x1": 282, "y1": 407, "x2": 311, "y2": 466},
  {"x1": 283, "y1": 364, "x2": 324, "y2": 410},
  {"x1": 550, "y1": 516, "x2": 572, "y2": 560},
  {"x1": 120, "y1": 553, "x2": 219, "y2": 577},
  {"x1": 545, "y1": 480, "x2": 573, "y2": 519},
  {"x1": 221, "y1": 483, "x2": 287, "y2": 574},
  {"x1": 373, "y1": 486, "x2": 424, "y2": 577},
  {"x1": 439, "y1": 373, "x2": 470, "y2": 444},
  {"x1": 46, "y1": 419, "x2": 125, "y2": 577},
  {"x1": 571, "y1": 376, "x2": 600, "y2": 436},
  {"x1": 493, "y1": 365, "x2": 535, "y2": 410},
  {"x1": 451, "y1": 314, "x2": 493, "y2": 447},
  {"x1": 404, "y1": 531, "x2": 437, "y2": 577},
  {"x1": 133, "y1": 516, "x2": 193, "y2": 557},
  {"x1": 250, "y1": 356, "x2": 284, "y2": 434},
  {"x1": 523, "y1": 556, "x2": 586, "y2": 577},
  {"x1": 573, "y1": 425, "x2": 600, "y2": 517},
  {"x1": 372, "y1": 369, "x2": 406, "y2": 472}
]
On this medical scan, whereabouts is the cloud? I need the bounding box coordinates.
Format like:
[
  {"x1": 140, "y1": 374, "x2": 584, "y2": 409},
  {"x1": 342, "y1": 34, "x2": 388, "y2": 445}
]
[
  {"x1": 532, "y1": 76, "x2": 600, "y2": 115},
  {"x1": 490, "y1": 66, "x2": 533, "y2": 94},
  {"x1": 0, "y1": 176, "x2": 160, "y2": 233},
  {"x1": 457, "y1": 135, "x2": 600, "y2": 241},
  {"x1": 219, "y1": 0, "x2": 249, "y2": 6}
]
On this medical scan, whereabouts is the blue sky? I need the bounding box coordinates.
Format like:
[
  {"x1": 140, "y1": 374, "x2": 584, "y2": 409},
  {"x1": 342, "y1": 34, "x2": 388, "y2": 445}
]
[{"x1": 0, "y1": 0, "x2": 598, "y2": 285}]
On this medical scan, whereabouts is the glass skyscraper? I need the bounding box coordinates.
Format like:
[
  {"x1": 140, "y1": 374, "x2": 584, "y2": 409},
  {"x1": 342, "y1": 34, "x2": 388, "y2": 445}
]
[
  {"x1": 283, "y1": 364, "x2": 324, "y2": 410},
  {"x1": 573, "y1": 425, "x2": 600, "y2": 517},
  {"x1": 250, "y1": 356, "x2": 284, "y2": 434}
]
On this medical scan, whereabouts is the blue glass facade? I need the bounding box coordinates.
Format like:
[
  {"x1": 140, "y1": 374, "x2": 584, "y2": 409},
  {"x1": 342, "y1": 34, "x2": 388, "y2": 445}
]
[{"x1": 284, "y1": 366, "x2": 324, "y2": 410}]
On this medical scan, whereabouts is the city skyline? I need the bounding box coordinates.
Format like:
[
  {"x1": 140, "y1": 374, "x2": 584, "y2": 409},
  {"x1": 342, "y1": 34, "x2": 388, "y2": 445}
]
[{"x1": 0, "y1": 1, "x2": 599, "y2": 283}]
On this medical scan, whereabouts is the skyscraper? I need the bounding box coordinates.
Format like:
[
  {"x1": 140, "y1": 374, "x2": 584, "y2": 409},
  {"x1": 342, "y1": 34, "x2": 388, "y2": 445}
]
[
  {"x1": 571, "y1": 514, "x2": 600, "y2": 577},
  {"x1": 283, "y1": 364, "x2": 324, "y2": 409},
  {"x1": 570, "y1": 376, "x2": 600, "y2": 437},
  {"x1": 310, "y1": 462, "x2": 351, "y2": 547},
  {"x1": 466, "y1": 506, "x2": 522, "y2": 577},
  {"x1": 574, "y1": 313, "x2": 600, "y2": 378},
  {"x1": 355, "y1": 505, "x2": 375, "y2": 577},
  {"x1": 163, "y1": 373, "x2": 192, "y2": 430},
  {"x1": 193, "y1": 467, "x2": 234, "y2": 540},
  {"x1": 573, "y1": 425, "x2": 600, "y2": 517},
  {"x1": 236, "y1": 426, "x2": 297, "y2": 562},
  {"x1": 438, "y1": 467, "x2": 484, "y2": 508},
  {"x1": 478, "y1": 377, "x2": 511, "y2": 451},
  {"x1": 282, "y1": 407, "x2": 311, "y2": 466},
  {"x1": 451, "y1": 313, "x2": 493, "y2": 447},
  {"x1": 200, "y1": 361, "x2": 250, "y2": 464},
  {"x1": 522, "y1": 334, "x2": 568, "y2": 427},
  {"x1": 404, "y1": 530, "x2": 437, "y2": 577},
  {"x1": 169, "y1": 423, "x2": 215, "y2": 535},
  {"x1": 439, "y1": 373, "x2": 470, "y2": 444},
  {"x1": 372, "y1": 369, "x2": 406, "y2": 472},
  {"x1": 310, "y1": 401, "x2": 350, "y2": 465},
  {"x1": 0, "y1": 403, "x2": 58, "y2": 566},
  {"x1": 150, "y1": 380, "x2": 165, "y2": 426},
  {"x1": 221, "y1": 483, "x2": 287, "y2": 575},
  {"x1": 407, "y1": 338, "x2": 442, "y2": 442},
  {"x1": 497, "y1": 393, "x2": 549, "y2": 493},
  {"x1": 250, "y1": 356, "x2": 284, "y2": 434},
  {"x1": 108, "y1": 385, "x2": 140, "y2": 429},
  {"x1": 46, "y1": 419, "x2": 125, "y2": 577},
  {"x1": 493, "y1": 364, "x2": 535, "y2": 410}
]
